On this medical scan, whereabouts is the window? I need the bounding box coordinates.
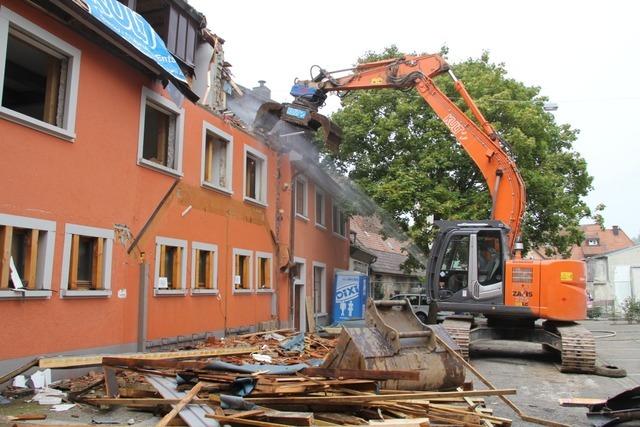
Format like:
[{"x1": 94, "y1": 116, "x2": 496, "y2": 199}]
[
  {"x1": 0, "y1": 214, "x2": 55, "y2": 298},
  {"x1": 61, "y1": 224, "x2": 114, "y2": 297},
  {"x1": 256, "y1": 252, "x2": 273, "y2": 291},
  {"x1": 313, "y1": 262, "x2": 327, "y2": 315},
  {"x1": 587, "y1": 238, "x2": 599, "y2": 246},
  {"x1": 244, "y1": 146, "x2": 267, "y2": 205},
  {"x1": 0, "y1": 7, "x2": 80, "y2": 140},
  {"x1": 332, "y1": 203, "x2": 347, "y2": 237},
  {"x1": 315, "y1": 188, "x2": 326, "y2": 227},
  {"x1": 202, "y1": 122, "x2": 233, "y2": 193},
  {"x1": 191, "y1": 242, "x2": 218, "y2": 294},
  {"x1": 233, "y1": 248, "x2": 253, "y2": 293},
  {"x1": 154, "y1": 237, "x2": 187, "y2": 295},
  {"x1": 295, "y1": 176, "x2": 308, "y2": 218},
  {"x1": 138, "y1": 88, "x2": 184, "y2": 175}
]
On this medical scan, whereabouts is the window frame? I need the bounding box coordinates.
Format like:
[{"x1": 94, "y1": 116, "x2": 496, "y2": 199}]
[
  {"x1": 255, "y1": 251, "x2": 274, "y2": 293},
  {"x1": 0, "y1": 213, "x2": 55, "y2": 299},
  {"x1": 315, "y1": 187, "x2": 326, "y2": 229},
  {"x1": 60, "y1": 224, "x2": 114, "y2": 298},
  {"x1": 294, "y1": 175, "x2": 308, "y2": 220},
  {"x1": 332, "y1": 202, "x2": 348, "y2": 239},
  {"x1": 312, "y1": 261, "x2": 327, "y2": 316},
  {"x1": 201, "y1": 121, "x2": 233, "y2": 195},
  {"x1": 153, "y1": 236, "x2": 187, "y2": 296},
  {"x1": 243, "y1": 145, "x2": 268, "y2": 206},
  {"x1": 232, "y1": 248, "x2": 253, "y2": 294},
  {"x1": 137, "y1": 87, "x2": 185, "y2": 177},
  {"x1": 0, "y1": 6, "x2": 81, "y2": 141},
  {"x1": 191, "y1": 241, "x2": 218, "y2": 295}
]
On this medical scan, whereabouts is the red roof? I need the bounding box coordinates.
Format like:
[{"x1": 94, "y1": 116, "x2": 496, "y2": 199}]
[{"x1": 571, "y1": 224, "x2": 634, "y2": 259}]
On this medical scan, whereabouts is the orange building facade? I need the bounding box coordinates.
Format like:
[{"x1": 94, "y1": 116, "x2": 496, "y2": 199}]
[{"x1": 0, "y1": 0, "x2": 349, "y2": 373}]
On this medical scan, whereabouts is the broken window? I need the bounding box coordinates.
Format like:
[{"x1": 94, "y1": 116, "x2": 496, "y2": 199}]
[
  {"x1": 0, "y1": 215, "x2": 55, "y2": 297},
  {"x1": 233, "y1": 249, "x2": 252, "y2": 292},
  {"x1": 68, "y1": 235, "x2": 105, "y2": 290},
  {"x1": 202, "y1": 124, "x2": 232, "y2": 192},
  {"x1": 315, "y1": 189, "x2": 326, "y2": 227},
  {"x1": 1, "y1": 226, "x2": 39, "y2": 289},
  {"x1": 138, "y1": 88, "x2": 183, "y2": 174},
  {"x1": 244, "y1": 147, "x2": 267, "y2": 204},
  {"x1": 313, "y1": 264, "x2": 326, "y2": 314},
  {"x1": 0, "y1": 8, "x2": 80, "y2": 137},
  {"x1": 295, "y1": 176, "x2": 308, "y2": 218},
  {"x1": 332, "y1": 204, "x2": 347, "y2": 237},
  {"x1": 256, "y1": 253, "x2": 272, "y2": 291},
  {"x1": 192, "y1": 242, "x2": 217, "y2": 292}
]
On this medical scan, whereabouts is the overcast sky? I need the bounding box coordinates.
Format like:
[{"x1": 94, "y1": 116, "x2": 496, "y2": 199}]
[{"x1": 192, "y1": 0, "x2": 640, "y2": 239}]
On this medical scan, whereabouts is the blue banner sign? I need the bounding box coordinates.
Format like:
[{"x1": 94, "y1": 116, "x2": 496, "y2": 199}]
[
  {"x1": 332, "y1": 272, "x2": 368, "y2": 322},
  {"x1": 85, "y1": 0, "x2": 187, "y2": 83}
]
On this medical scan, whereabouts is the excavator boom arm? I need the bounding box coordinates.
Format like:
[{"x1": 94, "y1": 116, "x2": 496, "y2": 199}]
[{"x1": 307, "y1": 54, "x2": 526, "y2": 250}]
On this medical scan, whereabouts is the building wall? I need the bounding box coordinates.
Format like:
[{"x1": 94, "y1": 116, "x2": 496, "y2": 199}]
[
  {"x1": 0, "y1": 0, "x2": 348, "y2": 364},
  {"x1": 587, "y1": 246, "x2": 640, "y2": 312}
]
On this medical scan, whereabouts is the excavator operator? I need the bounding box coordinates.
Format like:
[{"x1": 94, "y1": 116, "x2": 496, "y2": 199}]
[{"x1": 478, "y1": 238, "x2": 501, "y2": 285}]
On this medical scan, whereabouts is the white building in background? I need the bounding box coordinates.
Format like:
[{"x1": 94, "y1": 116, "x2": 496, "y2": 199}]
[{"x1": 587, "y1": 245, "x2": 640, "y2": 313}]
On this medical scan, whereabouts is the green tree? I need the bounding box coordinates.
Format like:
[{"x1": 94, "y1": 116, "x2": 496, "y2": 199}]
[{"x1": 328, "y1": 46, "x2": 593, "y2": 257}]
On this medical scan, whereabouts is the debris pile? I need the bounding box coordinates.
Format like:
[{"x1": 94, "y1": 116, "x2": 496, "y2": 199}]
[{"x1": 0, "y1": 329, "x2": 515, "y2": 426}]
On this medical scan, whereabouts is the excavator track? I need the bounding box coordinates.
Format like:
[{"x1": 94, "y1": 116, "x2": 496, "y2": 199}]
[
  {"x1": 545, "y1": 321, "x2": 597, "y2": 374},
  {"x1": 443, "y1": 318, "x2": 472, "y2": 360}
]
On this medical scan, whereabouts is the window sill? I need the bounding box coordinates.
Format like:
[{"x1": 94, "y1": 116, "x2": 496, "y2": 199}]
[
  {"x1": 154, "y1": 288, "x2": 187, "y2": 296},
  {"x1": 191, "y1": 288, "x2": 219, "y2": 296},
  {"x1": 202, "y1": 182, "x2": 233, "y2": 196},
  {"x1": 256, "y1": 288, "x2": 274, "y2": 293},
  {"x1": 0, "y1": 107, "x2": 75, "y2": 141},
  {"x1": 315, "y1": 223, "x2": 327, "y2": 230},
  {"x1": 332, "y1": 232, "x2": 348, "y2": 240},
  {"x1": 315, "y1": 312, "x2": 328, "y2": 318},
  {"x1": 296, "y1": 214, "x2": 309, "y2": 222},
  {"x1": 232, "y1": 288, "x2": 253, "y2": 294},
  {"x1": 0, "y1": 289, "x2": 52, "y2": 299},
  {"x1": 243, "y1": 197, "x2": 267, "y2": 208},
  {"x1": 61, "y1": 289, "x2": 112, "y2": 298},
  {"x1": 138, "y1": 158, "x2": 183, "y2": 178}
]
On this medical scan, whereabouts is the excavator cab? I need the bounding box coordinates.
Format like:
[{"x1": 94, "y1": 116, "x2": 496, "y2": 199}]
[{"x1": 427, "y1": 220, "x2": 509, "y2": 308}]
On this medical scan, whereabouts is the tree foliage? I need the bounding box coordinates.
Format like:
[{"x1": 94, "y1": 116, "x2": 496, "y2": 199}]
[{"x1": 328, "y1": 46, "x2": 593, "y2": 257}]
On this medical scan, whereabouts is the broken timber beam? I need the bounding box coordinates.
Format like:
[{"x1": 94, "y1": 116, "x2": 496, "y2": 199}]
[
  {"x1": 156, "y1": 382, "x2": 204, "y2": 427},
  {"x1": 301, "y1": 367, "x2": 419, "y2": 381}
]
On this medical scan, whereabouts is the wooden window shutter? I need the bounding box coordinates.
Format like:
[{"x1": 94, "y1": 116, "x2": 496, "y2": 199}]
[
  {"x1": 24, "y1": 229, "x2": 39, "y2": 289},
  {"x1": 172, "y1": 247, "x2": 181, "y2": 289},
  {"x1": 194, "y1": 249, "x2": 201, "y2": 288},
  {"x1": 69, "y1": 234, "x2": 79, "y2": 290},
  {"x1": 265, "y1": 258, "x2": 271, "y2": 289},
  {"x1": 204, "y1": 138, "x2": 214, "y2": 182},
  {"x1": 242, "y1": 256, "x2": 249, "y2": 289},
  {"x1": 91, "y1": 237, "x2": 104, "y2": 290},
  {"x1": 0, "y1": 226, "x2": 12, "y2": 289},
  {"x1": 205, "y1": 252, "x2": 213, "y2": 289},
  {"x1": 159, "y1": 244, "x2": 166, "y2": 279}
]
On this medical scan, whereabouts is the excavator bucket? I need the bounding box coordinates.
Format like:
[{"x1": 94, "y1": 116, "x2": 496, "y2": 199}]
[
  {"x1": 322, "y1": 299, "x2": 465, "y2": 391},
  {"x1": 253, "y1": 102, "x2": 342, "y2": 153}
]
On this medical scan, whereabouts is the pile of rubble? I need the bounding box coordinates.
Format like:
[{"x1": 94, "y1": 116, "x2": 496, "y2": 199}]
[{"x1": 0, "y1": 328, "x2": 515, "y2": 426}]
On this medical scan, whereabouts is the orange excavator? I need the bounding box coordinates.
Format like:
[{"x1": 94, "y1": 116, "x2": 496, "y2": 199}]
[{"x1": 254, "y1": 53, "x2": 622, "y2": 376}]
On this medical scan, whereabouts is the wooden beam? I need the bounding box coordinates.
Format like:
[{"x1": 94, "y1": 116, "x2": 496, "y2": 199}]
[
  {"x1": 24, "y1": 229, "x2": 38, "y2": 289},
  {"x1": 205, "y1": 414, "x2": 290, "y2": 427},
  {"x1": 39, "y1": 346, "x2": 259, "y2": 369},
  {"x1": 0, "y1": 358, "x2": 40, "y2": 385},
  {"x1": 92, "y1": 237, "x2": 104, "y2": 289},
  {"x1": 300, "y1": 367, "x2": 419, "y2": 381},
  {"x1": 243, "y1": 389, "x2": 517, "y2": 405},
  {"x1": 156, "y1": 382, "x2": 204, "y2": 427},
  {"x1": 69, "y1": 234, "x2": 79, "y2": 290}
]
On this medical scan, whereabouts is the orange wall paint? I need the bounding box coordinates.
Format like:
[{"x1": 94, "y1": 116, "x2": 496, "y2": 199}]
[{"x1": 0, "y1": 0, "x2": 349, "y2": 361}]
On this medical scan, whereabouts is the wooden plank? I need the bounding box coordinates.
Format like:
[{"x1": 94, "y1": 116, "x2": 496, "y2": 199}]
[
  {"x1": 39, "y1": 346, "x2": 259, "y2": 369},
  {"x1": 159, "y1": 244, "x2": 166, "y2": 279},
  {"x1": 172, "y1": 246, "x2": 181, "y2": 290},
  {"x1": 301, "y1": 367, "x2": 419, "y2": 381},
  {"x1": 558, "y1": 398, "x2": 606, "y2": 407},
  {"x1": 226, "y1": 409, "x2": 265, "y2": 419},
  {"x1": 0, "y1": 225, "x2": 13, "y2": 288},
  {"x1": 244, "y1": 389, "x2": 517, "y2": 405},
  {"x1": 236, "y1": 328, "x2": 293, "y2": 338},
  {"x1": 157, "y1": 382, "x2": 204, "y2": 427},
  {"x1": 206, "y1": 414, "x2": 290, "y2": 427},
  {"x1": 0, "y1": 358, "x2": 40, "y2": 385},
  {"x1": 194, "y1": 249, "x2": 201, "y2": 288},
  {"x1": 7, "y1": 413, "x2": 47, "y2": 421},
  {"x1": 103, "y1": 366, "x2": 119, "y2": 398},
  {"x1": 205, "y1": 251, "x2": 213, "y2": 289},
  {"x1": 24, "y1": 229, "x2": 38, "y2": 289},
  {"x1": 306, "y1": 295, "x2": 316, "y2": 332},
  {"x1": 43, "y1": 57, "x2": 60, "y2": 125},
  {"x1": 85, "y1": 397, "x2": 211, "y2": 407}
]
